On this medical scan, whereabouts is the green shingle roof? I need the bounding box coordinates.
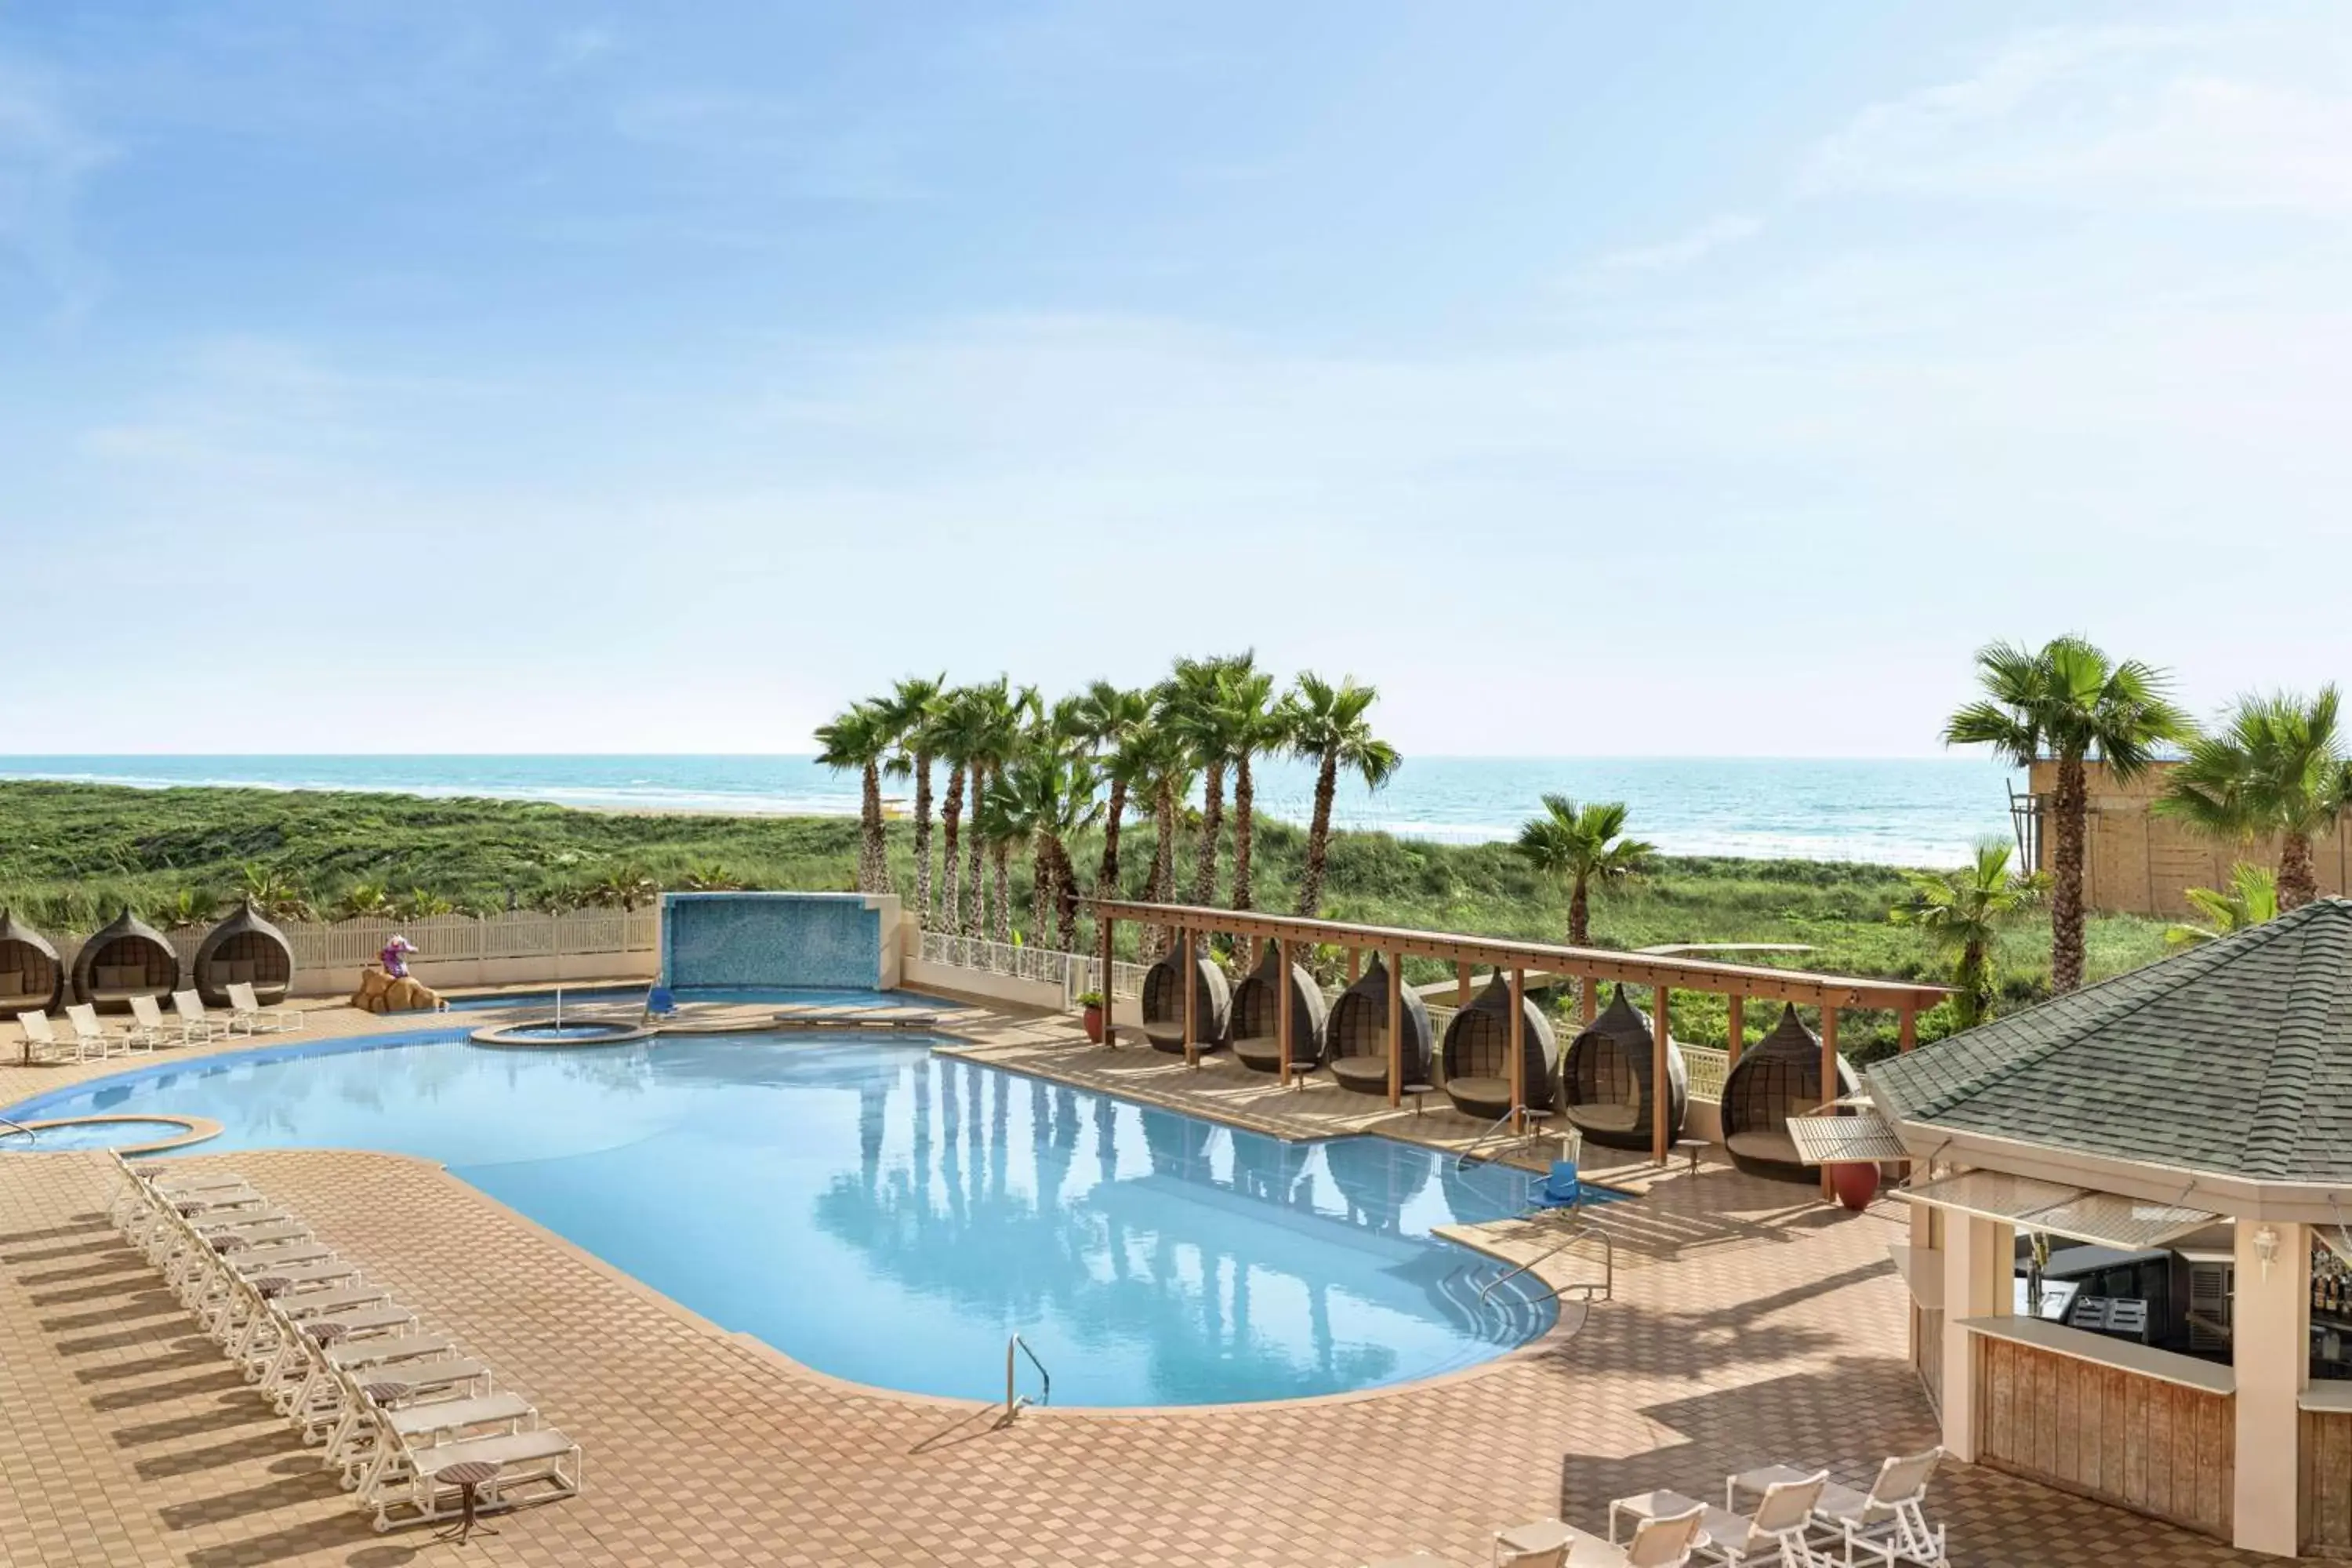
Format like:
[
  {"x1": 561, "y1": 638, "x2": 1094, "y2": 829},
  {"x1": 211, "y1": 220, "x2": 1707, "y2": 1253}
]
[{"x1": 1871, "y1": 896, "x2": 2352, "y2": 1185}]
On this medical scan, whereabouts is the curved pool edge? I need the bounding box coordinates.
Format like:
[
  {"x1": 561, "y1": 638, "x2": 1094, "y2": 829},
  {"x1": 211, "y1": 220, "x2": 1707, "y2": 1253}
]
[{"x1": 0, "y1": 1112, "x2": 223, "y2": 1156}]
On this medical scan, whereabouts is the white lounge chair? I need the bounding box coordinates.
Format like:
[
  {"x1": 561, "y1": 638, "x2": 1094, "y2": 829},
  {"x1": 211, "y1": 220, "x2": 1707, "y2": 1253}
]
[
  {"x1": 16, "y1": 1008, "x2": 70, "y2": 1064},
  {"x1": 1496, "y1": 1508, "x2": 1707, "y2": 1568},
  {"x1": 366, "y1": 1425, "x2": 583, "y2": 1534},
  {"x1": 171, "y1": 989, "x2": 229, "y2": 1041},
  {"x1": 1785, "y1": 1450, "x2": 1948, "y2": 1568},
  {"x1": 67, "y1": 1001, "x2": 152, "y2": 1056},
  {"x1": 132, "y1": 993, "x2": 204, "y2": 1047},
  {"x1": 227, "y1": 982, "x2": 301, "y2": 1034},
  {"x1": 1686, "y1": 1472, "x2": 1828, "y2": 1566}
]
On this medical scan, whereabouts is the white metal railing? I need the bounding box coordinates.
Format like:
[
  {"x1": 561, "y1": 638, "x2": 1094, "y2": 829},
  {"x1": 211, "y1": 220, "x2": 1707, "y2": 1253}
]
[
  {"x1": 275, "y1": 910, "x2": 659, "y2": 970},
  {"x1": 917, "y1": 930, "x2": 1145, "y2": 1008},
  {"x1": 1682, "y1": 1043, "x2": 1729, "y2": 1104}
]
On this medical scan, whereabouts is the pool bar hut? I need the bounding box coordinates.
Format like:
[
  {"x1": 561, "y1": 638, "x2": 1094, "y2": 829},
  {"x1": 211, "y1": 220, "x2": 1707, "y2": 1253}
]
[
  {"x1": 1440, "y1": 970, "x2": 1558, "y2": 1120},
  {"x1": 1722, "y1": 1003, "x2": 1859, "y2": 1183},
  {"x1": 71, "y1": 909, "x2": 182, "y2": 1012},
  {"x1": 0, "y1": 910, "x2": 66, "y2": 1014},
  {"x1": 1138, "y1": 932, "x2": 1232, "y2": 1055},
  {"x1": 1230, "y1": 939, "x2": 1327, "y2": 1075},
  {"x1": 1085, "y1": 899, "x2": 1945, "y2": 1169},
  {"x1": 1561, "y1": 985, "x2": 1688, "y2": 1152},
  {"x1": 192, "y1": 899, "x2": 297, "y2": 1008},
  {"x1": 1864, "y1": 898, "x2": 2352, "y2": 1559}
]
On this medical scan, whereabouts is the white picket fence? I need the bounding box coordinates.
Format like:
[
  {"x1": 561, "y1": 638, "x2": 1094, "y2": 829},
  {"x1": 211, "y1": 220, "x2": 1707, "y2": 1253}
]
[
  {"x1": 280, "y1": 911, "x2": 660, "y2": 970},
  {"x1": 917, "y1": 930, "x2": 1145, "y2": 1007}
]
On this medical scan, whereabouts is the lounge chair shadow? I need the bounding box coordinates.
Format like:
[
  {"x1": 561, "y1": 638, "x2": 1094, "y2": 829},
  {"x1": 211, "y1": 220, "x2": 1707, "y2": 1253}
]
[
  {"x1": 76, "y1": 1346, "x2": 220, "y2": 1383},
  {"x1": 41, "y1": 1290, "x2": 183, "y2": 1332},
  {"x1": 158, "y1": 1470, "x2": 348, "y2": 1531},
  {"x1": 112, "y1": 1405, "x2": 281, "y2": 1447},
  {"x1": 55, "y1": 1324, "x2": 209, "y2": 1356},
  {"x1": 89, "y1": 1368, "x2": 248, "y2": 1410},
  {"x1": 1, "y1": 1236, "x2": 129, "y2": 1265},
  {"x1": 0, "y1": 1217, "x2": 111, "y2": 1246},
  {"x1": 19, "y1": 1256, "x2": 153, "y2": 1288},
  {"x1": 134, "y1": 1428, "x2": 308, "y2": 1481}
]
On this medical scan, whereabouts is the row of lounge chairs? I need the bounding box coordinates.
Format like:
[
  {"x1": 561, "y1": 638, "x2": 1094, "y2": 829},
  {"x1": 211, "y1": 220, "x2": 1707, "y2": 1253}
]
[
  {"x1": 107, "y1": 1152, "x2": 583, "y2": 1534},
  {"x1": 1370, "y1": 1448, "x2": 1950, "y2": 1568},
  {"x1": 16, "y1": 985, "x2": 299, "y2": 1063}
]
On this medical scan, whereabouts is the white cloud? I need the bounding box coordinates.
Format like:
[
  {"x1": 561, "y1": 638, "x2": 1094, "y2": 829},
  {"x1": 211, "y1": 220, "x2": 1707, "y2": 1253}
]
[
  {"x1": 1591, "y1": 214, "x2": 1762, "y2": 273},
  {"x1": 1805, "y1": 21, "x2": 2352, "y2": 212}
]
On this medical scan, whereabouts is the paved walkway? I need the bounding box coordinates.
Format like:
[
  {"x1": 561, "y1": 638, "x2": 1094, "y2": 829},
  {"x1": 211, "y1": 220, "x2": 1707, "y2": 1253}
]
[{"x1": 0, "y1": 995, "x2": 2273, "y2": 1566}]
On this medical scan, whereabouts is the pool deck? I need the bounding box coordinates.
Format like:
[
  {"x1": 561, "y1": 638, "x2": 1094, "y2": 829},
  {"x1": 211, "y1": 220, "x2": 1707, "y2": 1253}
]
[{"x1": 0, "y1": 993, "x2": 2271, "y2": 1566}]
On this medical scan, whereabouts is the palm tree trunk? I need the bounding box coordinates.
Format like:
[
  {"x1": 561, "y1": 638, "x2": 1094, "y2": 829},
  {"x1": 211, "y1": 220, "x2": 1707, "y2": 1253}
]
[
  {"x1": 862, "y1": 763, "x2": 892, "y2": 895},
  {"x1": 967, "y1": 764, "x2": 989, "y2": 939},
  {"x1": 992, "y1": 844, "x2": 1012, "y2": 946},
  {"x1": 939, "y1": 764, "x2": 965, "y2": 935},
  {"x1": 2281, "y1": 832, "x2": 2321, "y2": 911},
  {"x1": 1295, "y1": 757, "x2": 1338, "y2": 917},
  {"x1": 1029, "y1": 849, "x2": 1050, "y2": 944},
  {"x1": 1568, "y1": 875, "x2": 1590, "y2": 948},
  {"x1": 1191, "y1": 760, "x2": 1226, "y2": 909},
  {"x1": 1958, "y1": 940, "x2": 1988, "y2": 1028},
  {"x1": 1098, "y1": 779, "x2": 1127, "y2": 895},
  {"x1": 2050, "y1": 755, "x2": 2089, "y2": 994},
  {"x1": 1146, "y1": 779, "x2": 1178, "y2": 958},
  {"x1": 913, "y1": 752, "x2": 935, "y2": 924},
  {"x1": 1054, "y1": 841, "x2": 1080, "y2": 953}
]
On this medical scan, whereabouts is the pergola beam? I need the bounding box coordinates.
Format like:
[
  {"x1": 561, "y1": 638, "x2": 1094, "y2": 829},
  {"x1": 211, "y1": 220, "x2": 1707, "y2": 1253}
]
[{"x1": 1085, "y1": 900, "x2": 1948, "y2": 1012}]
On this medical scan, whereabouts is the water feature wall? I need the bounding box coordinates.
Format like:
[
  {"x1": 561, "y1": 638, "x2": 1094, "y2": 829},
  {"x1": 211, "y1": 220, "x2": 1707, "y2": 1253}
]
[{"x1": 659, "y1": 893, "x2": 886, "y2": 991}]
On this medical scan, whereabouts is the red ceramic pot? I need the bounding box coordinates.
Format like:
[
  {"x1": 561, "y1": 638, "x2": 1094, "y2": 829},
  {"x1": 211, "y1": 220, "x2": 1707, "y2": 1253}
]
[
  {"x1": 1830, "y1": 1161, "x2": 1882, "y2": 1210},
  {"x1": 1083, "y1": 1004, "x2": 1105, "y2": 1045}
]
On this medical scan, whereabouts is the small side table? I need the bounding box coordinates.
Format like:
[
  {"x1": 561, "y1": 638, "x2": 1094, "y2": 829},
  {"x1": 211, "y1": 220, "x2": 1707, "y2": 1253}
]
[
  {"x1": 1518, "y1": 1108, "x2": 1558, "y2": 1149},
  {"x1": 1399, "y1": 1081, "x2": 1436, "y2": 1115},
  {"x1": 436, "y1": 1458, "x2": 503, "y2": 1544},
  {"x1": 1672, "y1": 1138, "x2": 1708, "y2": 1176}
]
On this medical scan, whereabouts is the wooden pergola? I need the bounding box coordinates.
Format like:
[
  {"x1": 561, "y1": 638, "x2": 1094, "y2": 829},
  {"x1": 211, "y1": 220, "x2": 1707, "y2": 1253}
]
[{"x1": 1089, "y1": 899, "x2": 1948, "y2": 1170}]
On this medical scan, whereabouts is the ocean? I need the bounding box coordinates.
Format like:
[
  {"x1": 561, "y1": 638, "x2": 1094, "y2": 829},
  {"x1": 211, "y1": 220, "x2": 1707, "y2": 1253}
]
[{"x1": 0, "y1": 754, "x2": 2020, "y2": 868}]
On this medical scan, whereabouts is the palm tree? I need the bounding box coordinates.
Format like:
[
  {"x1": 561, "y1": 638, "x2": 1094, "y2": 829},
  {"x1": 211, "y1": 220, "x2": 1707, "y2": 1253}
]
[
  {"x1": 2155, "y1": 687, "x2": 2350, "y2": 911},
  {"x1": 1069, "y1": 681, "x2": 1152, "y2": 908},
  {"x1": 927, "y1": 686, "x2": 990, "y2": 934},
  {"x1": 877, "y1": 673, "x2": 947, "y2": 925},
  {"x1": 814, "y1": 701, "x2": 896, "y2": 895},
  {"x1": 989, "y1": 750, "x2": 1103, "y2": 952},
  {"x1": 2165, "y1": 862, "x2": 2280, "y2": 948},
  {"x1": 1513, "y1": 796, "x2": 1655, "y2": 948},
  {"x1": 1163, "y1": 655, "x2": 1250, "y2": 911},
  {"x1": 1944, "y1": 636, "x2": 2190, "y2": 993},
  {"x1": 1890, "y1": 841, "x2": 2046, "y2": 1027},
  {"x1": 961, "y1": 681, "x2": 1034, "y2": 940},
  {"x1": 1283, "y1": 673, "x2": 1401, "y2": 918},
  {"x1": 1133, "y1": 722, "x2": 1196, "y2": 958},
  {"x1": 974, "y1": 768, "x2": 1036, "y2": 946},
  {"x1": 1225, "y1": 662, "x2": 1284, "y2": 924}
]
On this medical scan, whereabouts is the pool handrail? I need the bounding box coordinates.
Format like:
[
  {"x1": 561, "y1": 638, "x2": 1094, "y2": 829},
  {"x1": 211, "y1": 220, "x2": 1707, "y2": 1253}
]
[{"x1": 1004, "y1": 1334, "x2": 1051, "y2": 1419}]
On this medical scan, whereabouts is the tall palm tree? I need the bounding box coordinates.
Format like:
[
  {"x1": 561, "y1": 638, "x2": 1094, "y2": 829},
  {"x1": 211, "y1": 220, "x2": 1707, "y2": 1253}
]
[
  {"x1": 877, "y1": 673, "x2": 947, "y2": 925},
  {"x1": 1513, "y1": 796, "x2": 1655, "y2": 948},
  {"x1": 1164, "y1": 655, "x2": 1251, "y2": 911},
  {"x1": 2155, "y1": 686, "x2": 2350, "y2": 910},
  {"x1": 989, "y1": 750, "x2": 1103, "y2": 952},
  {"x1": 1069, "y1": 681, "x2": 1152, "y2": 908},
  {"x1": 1283, "y1": 673, "x2": 1401, "y2": 919},
  {"x1": 1890, "y1": 841, "x2": 2046, "y2": 1027},
  {"x1": 2165, "y1": 862, "x2": 2280, "y2": 948},
  {"x1": 1133, "y1": 722, "x2": 1196, "y2": 958},
  {"x1": 975, "y1": 767, "x2": 1037, "y2": 946},
  {"x1": 1944, "y1": 636, "x2": 2190, "y2": 993},
  {"x1": 1225, "y1": 662, "x2": 1284, "y2": 924},
  {"x1": 961, "y1": 680, "x2": 1033, "y2": 941},
  {"x1": 814, "y1": 702, "x2": 896, "y2": 895},
  {"x1": 927, "y1": 687, "x2": 989, "y2": 935}
]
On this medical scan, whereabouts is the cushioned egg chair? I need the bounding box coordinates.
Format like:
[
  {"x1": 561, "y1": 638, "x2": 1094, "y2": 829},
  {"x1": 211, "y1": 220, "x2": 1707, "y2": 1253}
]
[
  {"x1": 193, "y1": 899, "x2": 297, "y2": 1008},
  {"x1": 1229, "y1": 939, "x2": 1328, "y2": 1074},
  {"x1": 1140, "y1": 943, "x2": 1232, "y2": 1054},
  {"x1": 1439, "y1": 971, "x2": 1559, "y2": 1120},
  {"x1": 71, "y1": 909, "x2": 183, "y2": 1013},
  {"x1": 1324, "y1": 955, "x2": 1434, "y2": 1097},
  {"x1": 1560, "y1": 985, "x2": 1690, "y2": 1152},
  {"x1": 0, "y1": 910, "x2": 66, "y2": 1014},
  {"x1": 1721, "y1": 1004, "x2": 1859, "y2": 1183}
]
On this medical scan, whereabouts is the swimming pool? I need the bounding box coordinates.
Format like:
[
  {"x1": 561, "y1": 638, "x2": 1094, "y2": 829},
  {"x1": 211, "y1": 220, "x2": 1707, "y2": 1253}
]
[{"x1": 7, "y1": 1032, "x2": 1563, "y2": 1406}]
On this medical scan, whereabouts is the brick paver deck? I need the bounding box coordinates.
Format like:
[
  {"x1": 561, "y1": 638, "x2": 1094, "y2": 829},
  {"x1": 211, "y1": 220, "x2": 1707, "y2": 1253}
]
[{"x1": 0, "y1": 995, "x2": 2272, "y2": 1566}]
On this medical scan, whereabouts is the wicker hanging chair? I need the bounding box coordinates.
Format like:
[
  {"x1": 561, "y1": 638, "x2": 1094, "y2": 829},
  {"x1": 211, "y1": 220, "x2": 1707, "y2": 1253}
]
[
  {"x1": 1229, "y1": 939, "x2": 1329, "y2": 1074},
  {"x1": 193, "y1": 899, "x2": 297, "y2": 1007},
  {"x1": 1721, "y1": 1004, "x2": 1860, "y2": 1182},
  {"x1": 1559, "y1": 985, "x2": 1690, "y2": 1150},
  {"x1": 0, "y1": 909, "x2": 66, "y2": 1014},
  {"x1": 1139, "y1": 944, "x2": 1232, "y2": 1054},
  {"x1": 1324, "y1": 955, "x2": 1434, "y2": 1097},
  {"x1": 1439, "y1": 971, "x2": 1559, "y2": 1120},
  {"x1": 71, "y1": 908, "x2": 183, "y2": 1012}
]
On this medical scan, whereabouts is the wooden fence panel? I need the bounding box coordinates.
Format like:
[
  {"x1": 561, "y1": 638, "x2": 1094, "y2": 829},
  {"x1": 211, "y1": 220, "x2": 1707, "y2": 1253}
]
[
  {"x1": 1975, "y1": 1335, "x2": 2233, "y2": 1541},
  {"x1": 2305, "y1": 1408, "x2": 2352, "y2": 1559}
]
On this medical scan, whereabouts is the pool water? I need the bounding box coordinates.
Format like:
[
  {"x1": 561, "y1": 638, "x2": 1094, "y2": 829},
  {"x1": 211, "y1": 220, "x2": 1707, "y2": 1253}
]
[
  {"x1": 7, "y1": 1033, "x2": 1562, "y2": 1406},
  {"x1": 0, "y1": 1117, "x2": 194, "y2": 1151}
]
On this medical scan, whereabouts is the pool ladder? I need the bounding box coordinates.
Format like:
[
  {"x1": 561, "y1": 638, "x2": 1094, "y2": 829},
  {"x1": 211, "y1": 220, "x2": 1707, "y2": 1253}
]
[
  {"x1": 0, "y1": 1116, "x2": 35, "y2": 1149},
  {"x1": 1479, "y1": 1218, "x2": 1613, "y2": 1308},
  {"x1": 1003, "y1": 1334, "x2": 1051, "y2": 1421}
]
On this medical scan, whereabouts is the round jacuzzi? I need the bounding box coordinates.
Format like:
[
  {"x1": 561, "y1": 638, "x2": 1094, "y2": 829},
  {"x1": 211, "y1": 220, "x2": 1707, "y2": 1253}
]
[
  {"x1": 470, "y1": 1018, "x2": 655, "y2": 1048},
  {"x1": 0, "y1": 1113, "x2": 220, "y2": 1155}
]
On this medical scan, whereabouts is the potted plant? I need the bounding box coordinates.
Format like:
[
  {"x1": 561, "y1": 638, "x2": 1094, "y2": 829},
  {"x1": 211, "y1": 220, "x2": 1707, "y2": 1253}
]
[{"x1": 1076, "y1": 989, "x2": 1105, "y2": 1044}]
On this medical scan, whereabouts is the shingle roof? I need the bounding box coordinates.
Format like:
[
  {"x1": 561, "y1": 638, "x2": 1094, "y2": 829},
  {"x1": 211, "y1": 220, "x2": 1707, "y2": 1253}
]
[{"x1": 1871, "y1": 896, "x2": 2352, "y2": 1185}]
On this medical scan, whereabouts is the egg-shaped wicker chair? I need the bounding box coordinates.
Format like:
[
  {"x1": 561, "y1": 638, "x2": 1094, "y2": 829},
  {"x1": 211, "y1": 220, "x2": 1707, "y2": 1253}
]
[
  {"x1": 0, "y1": 910, "x2": 66, "y2": 1014},
  {"x1": 1229, "y1": 940, "x2": 1329, "y2": 1074},
  {"x1": 1721, "y1": 1004, "x2": 1860, "y2": 1183},
  {"x1": 1324, "y1": 955, "x2": 1434, "y2": 1097},
  {"x1": 192, "y1": 899, "x2": 297, "y2": 1008},
  {"x1": 1140, "y1": 946, "x2": 1232, "y2": 1054},
  {"x1": 1560, "y1": 985, "x2": 1690, "y2": 1152},
  {"x1": 71, "y1": 909, "x2": 182, "y2": 1012},
  {"x1": 1439, "y1": 971, "x2": 1559, "y2": 1120}
]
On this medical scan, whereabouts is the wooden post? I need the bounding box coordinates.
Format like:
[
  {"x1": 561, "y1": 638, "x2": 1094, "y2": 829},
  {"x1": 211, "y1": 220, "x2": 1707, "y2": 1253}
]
[
  {"x1": 1276, "y1": 938, "x2": 1294, "y2": 1087},
  {"x1": 1820, "y1": 1004, "x2": 1839, "y2": 1199},
  {"x1": 1181, "y1": 926, "x2": 1198, "y2": 1069},
  {"x1": 1582, "y1": 976, "x2": 1599, "y2": 1025},
  {"x1": 1651, "y1": 985, "x2": 1671, "y2": 1163},
  {"x1": 1098, "y1": 913, "x2": 1116, "y2": 1050},
  {"x1": 1726, "y1": 993, "x2": 1745, "y2": 1071},
  {"x1": 1508, "y1": 967, "x2": 1526, "y2": 1134},
  {"x1": 1456, "y1": 960, "x2": 1472, "y2": 1009},
  {"x1": 1385, "y1": 949, "x2": 1403, "y2": 1108},
  {"x1": 1346, "y1": 947, "x2": 1361, "y2": 985},
  {"x1": 1898, "y1": 1005, "x2": 1917, "y2": 1054}
]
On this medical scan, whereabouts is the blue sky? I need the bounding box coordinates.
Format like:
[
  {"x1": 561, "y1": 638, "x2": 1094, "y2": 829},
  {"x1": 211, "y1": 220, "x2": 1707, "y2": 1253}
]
[{"x1": 4, "y1": 3, "x2": 2347, "y2": 755}]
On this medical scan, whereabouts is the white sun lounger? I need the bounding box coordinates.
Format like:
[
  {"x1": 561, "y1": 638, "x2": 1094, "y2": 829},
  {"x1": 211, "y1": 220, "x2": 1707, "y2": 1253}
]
[
  {"x1": 64, "y1": 1003, "x2": 150, "y2": 1058},
  {"x1": 1684, "y1": 1470, "x2": 1826, "y2": 1566},
  {"x1": 171, "y1": 989, "x2": 231, "y2": 1040},
  {"x1": 227, "y1": 981, "x2": 302, "y2": 1034},
  {"x1": 129, "y1": 993, "x2": 197, "y2": 1047},
  {"x1": 368, "y1": 1425, "x2": 583, "y2": 1533},
  {"x1": 16, "y1": 1009, "x2": 84, "y2": 1064},
  {"x1": 1730, "y1": 1451, "x2": 1948, "y2": 1568},
  {"x1": 1492, "y1": 1506, "x2": 1708, "y2": 1567}
]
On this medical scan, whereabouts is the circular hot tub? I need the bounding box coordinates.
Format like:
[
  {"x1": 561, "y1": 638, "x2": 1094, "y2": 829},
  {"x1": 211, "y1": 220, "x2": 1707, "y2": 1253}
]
[
  {"x1": 0, "y1": 1113, "x2": 220, "y2": 1155},
  {"x1": 470, "y1": 1018, "x2": 656, "y2": 1048}
]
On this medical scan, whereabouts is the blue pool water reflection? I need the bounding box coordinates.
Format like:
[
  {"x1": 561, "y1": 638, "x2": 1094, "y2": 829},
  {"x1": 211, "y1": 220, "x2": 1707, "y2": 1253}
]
[{"x1": 8, "y1": 1033, "x2": 1561, "y2": 1406}]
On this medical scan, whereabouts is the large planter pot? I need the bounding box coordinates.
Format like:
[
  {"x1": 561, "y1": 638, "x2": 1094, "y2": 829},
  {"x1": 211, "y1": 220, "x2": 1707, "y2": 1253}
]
[
  {"x1": 1083, "y1": 1004, "x2": 1105, "y2": 1045},
  {"x1": 1830, "y1": 1161, "x2": 1881, "y2": 1211}
]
